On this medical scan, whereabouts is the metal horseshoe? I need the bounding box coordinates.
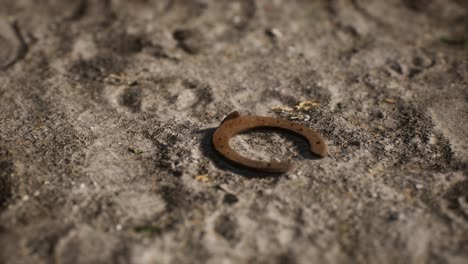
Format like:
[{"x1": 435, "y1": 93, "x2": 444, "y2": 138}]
[{"x1": 212, "y1": 111, "x2": 328, "y2": 173}]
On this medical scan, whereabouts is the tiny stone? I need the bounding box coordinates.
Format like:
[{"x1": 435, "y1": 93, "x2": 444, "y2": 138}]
[
  {"x1": 23, "y1": 195, "x2": 29, "y2": 201},
  {"x1": 415, "y1": 184, "x2": 423, "y2": 190},
  {"x1": 116, "y1": 224, "x2": 122, "y2": 231},
  {"x1": 223, "y1": 193, "x2": 239, "y2": 205},
  {"x1": 266, "y1": 28, "x2": 283, "y2": 39},
  {"x1": 233, "y1": 16, "x2": 241, "y2": 24},
  {"x1": 34, "y1": 191, "x2": 40, "y2": 197},
  {"x1": 128, "y1": 80, "x2": 138, "y2": 86}
]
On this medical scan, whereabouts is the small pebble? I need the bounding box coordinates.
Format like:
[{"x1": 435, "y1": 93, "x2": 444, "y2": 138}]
[
  {"x1": 415, "y1": 184, "x2": 423, "y2": 190},
  {"x1": 233, "y1": 16, "x2": 241, "y2": 24},
  {"x1": 22, "y1": 195, "x2": 29, "y2": 201},
  {"x1": 223, "y1": 193, "x2": 239, "y2": 205},
  {"x1": 266, "y1": 28, "x2": 282, "y2": 39}
]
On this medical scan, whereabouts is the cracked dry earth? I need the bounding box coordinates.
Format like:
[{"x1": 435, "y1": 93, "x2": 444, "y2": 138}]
[{"x1": 0, "y1": 0, "x2": 467, "y2": 263}]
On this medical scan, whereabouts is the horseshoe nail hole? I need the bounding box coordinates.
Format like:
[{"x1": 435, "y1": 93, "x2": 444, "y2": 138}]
[{"x1": 316, "y1": 141, "x2": 321, "y2": 144}]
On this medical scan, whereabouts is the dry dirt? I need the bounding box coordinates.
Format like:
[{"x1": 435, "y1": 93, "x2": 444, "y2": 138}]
[{"x1": 0, "y1": 0, "x2": 467, "y2": 263}]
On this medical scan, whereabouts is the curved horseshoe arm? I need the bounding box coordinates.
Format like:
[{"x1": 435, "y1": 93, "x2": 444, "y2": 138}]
[{"x1": 212, "y1": 111, "x2": 328, "y2": 173}]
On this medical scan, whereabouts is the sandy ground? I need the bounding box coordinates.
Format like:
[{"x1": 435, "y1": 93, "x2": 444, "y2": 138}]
[{"x1": 0, "y1": 0, "x2": 467, "y2": 263}]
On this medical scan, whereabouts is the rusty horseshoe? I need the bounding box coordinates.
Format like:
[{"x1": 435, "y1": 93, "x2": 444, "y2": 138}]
[{"x1": 212, "y1": 111, "x2": 328, "y2": 173}]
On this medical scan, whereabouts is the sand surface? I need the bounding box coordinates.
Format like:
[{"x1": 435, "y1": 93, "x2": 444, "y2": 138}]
[{"x1": 0, "y1": 1, "x2": 467, "y2": 263}]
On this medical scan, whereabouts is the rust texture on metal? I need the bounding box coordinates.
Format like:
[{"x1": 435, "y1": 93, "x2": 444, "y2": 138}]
[{"x1": 212, "y1": 111, "x2": 328, "y2": 173}]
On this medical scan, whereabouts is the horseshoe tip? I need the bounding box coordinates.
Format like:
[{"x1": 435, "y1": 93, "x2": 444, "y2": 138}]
[
  {"x1": 311, "y1": 140, "x2": 328, "y2": 158},
  {"x1": 221, "y1": 111, "x2": 241, "y2": 124},
  {"x1": 310, "y1": 148, "x2": 328, "y2": 158}
]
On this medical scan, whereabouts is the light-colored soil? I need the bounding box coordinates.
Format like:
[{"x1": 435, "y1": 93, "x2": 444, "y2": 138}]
[{"x1": 0, "y1": 1, "x2": 467, "y2": 263}]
